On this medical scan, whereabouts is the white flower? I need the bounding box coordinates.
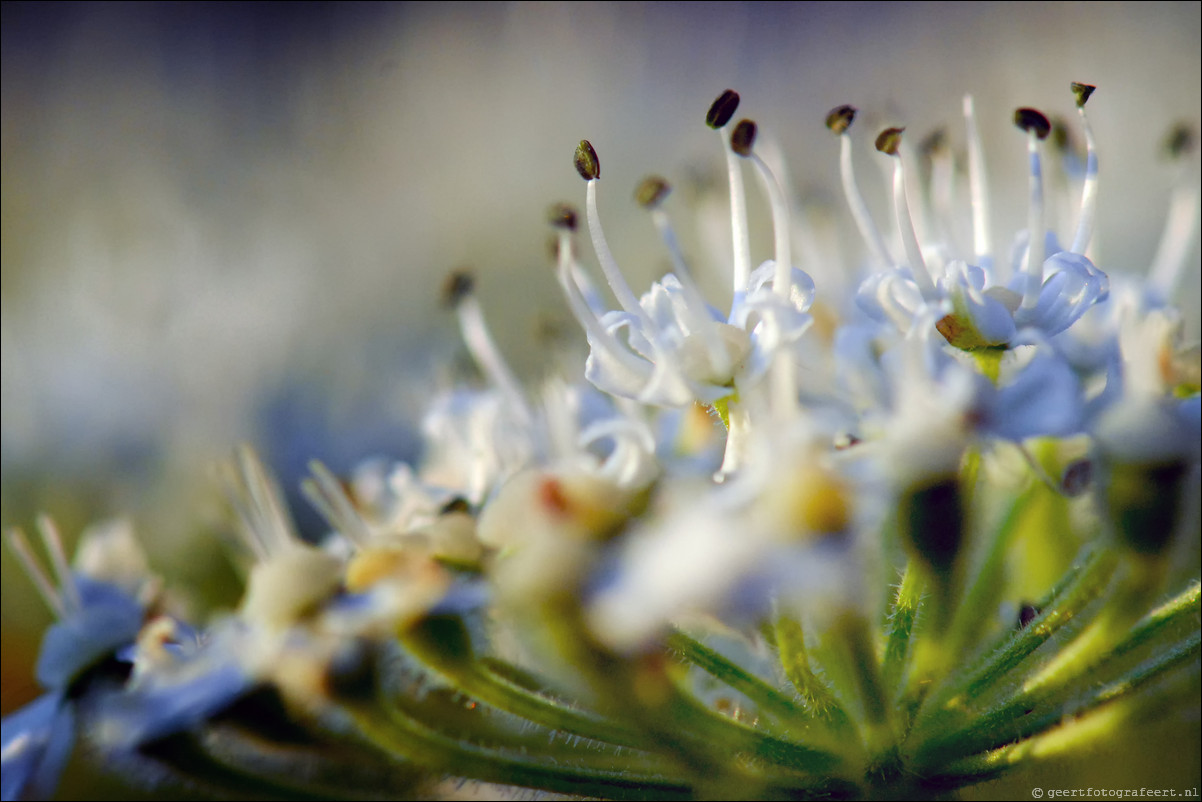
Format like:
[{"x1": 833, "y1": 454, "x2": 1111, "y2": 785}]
[
  {"x1": 846, "y1": 95, "x2": 1109, "y2": 350},
  {"x1": 562, "y1": 113, "x2": 816, "y2": 413}
]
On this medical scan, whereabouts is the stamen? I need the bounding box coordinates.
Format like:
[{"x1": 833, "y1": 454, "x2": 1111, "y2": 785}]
[
  {"x1": 6, "y1": 527, "x2": 67, "y2": 618},
  {"x1": 826, "y1": 105, "x2": 893, "y2": 269},
  {"x1": 36, "y1": 515, "x2": 81, "y2": 614},
  {"x1": 876, "y1": 127, "x2": 936, "y2": 301},
  {"x1": 302, "y1": 460, "x2": 372, "y2": 549},
  {"x1": 636, "y1": 176, "x2": 732, "y2": 377},
  {"x1": 576, "y1": 141, "x2": 650, "y2": 320},
  {"x1": 1148, "y1": 124, "x2": 1201, "y2": 301},
  {"x1": 547, "y1": 202, "x2": 577, "y2": 231},
  {"x1": 549, "y1": 203, "x2": 606, "y2": 316},
  {"x1": 732, "y1": 120, "x2": 793, "y2": 300},
  {"x1": 898, "y1": 130, "x2": 933, "y2": 250},
  {"x1": 922, "y1": 129, "x2": 957, "y2": 252},
  {"x1": 443, "y1": 269, "x2": 532, "y2": 423},
  {"x1": 708, "y1": 90, "x2": 752, "y2": 296},
  {"x1": 635, "y1": 176, "x2": 693, "y2": 280},
  {"x1": 732, "y1": 119, "x2": 800, "y2": 419},
  {"x1": 550, "y1": 214, "x2": 651, "y2": 382},
  {"x1": 757, "y1": 136, "x2": 825, "y2": 268},
  {"x1": 540, "y1": 378, "x2": 579, "y2": 460},
  {"x1": 573, "y1": 139, "x2": 600, "y2": 181},
  {"x1": 963, "y1": 95, "x2": 995, "y2": 271},
  {"x1": 1069, "y1": 83, "x2": 1099, "y2": 254},
  {"x1": 1015, "y1": 442, "x2": 1070, "y2": 496},
  {"x1": 227, "y1": 445, "x2": 296, "y2": 560},
  {"x1": 1049, "y1": 117, "x2": 1078, "y2": 239},
  {"x1": 706, "y1": 90, "x2": 740, "y2": 130},
  {"x1": 1015, "y1": 107, "x2": 1051, "y2": 311}
]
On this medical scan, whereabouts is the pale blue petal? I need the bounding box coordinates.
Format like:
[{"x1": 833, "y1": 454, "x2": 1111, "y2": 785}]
[
  {"x1": 1015, "y1": 252, "x2": 1108, "y2": 336},
  {"x1": 854, "y1": 269, "x2": 926, "y2": 332},
  {"x1": 96, "y1": 660, "x2": 251, "y2": 750},
  {"x1": 1, "y1": 692, "x2": 74, "y2": 802},
  {"x1": 988, "y1": 354, "x2": 1083, "y2": 440},
  {"x1": 35, "y1": 575, "x2": 143, "y2": 690}
]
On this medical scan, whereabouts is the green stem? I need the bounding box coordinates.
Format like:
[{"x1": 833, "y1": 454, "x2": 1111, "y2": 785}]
[
  {"x1": 400, "y1": 616, "x2": 648, "y2": 749},
  {"x1": 919, "y1": 545, "x2": 1119, "y2": 718},
  {"x1": 538, "y1": 602, "x2": 848, "y2": 793},
  {"x1": 1110, "y1": 580, "x2": 1201, "y2": 659},
  {"x1": 917, "y1": 629, "x2": 1200, "y2": 774},
  {"x1": 143, "y1": 730, "x2": 366, "y2": 801},
  {"x1": 666, "y1": 628, "x2": 816, "y2": 727},
  {"x1": 913, "y1": 581, "x2": 1200, "y2": 768},
  {"x1": 352, "y1": 697, "x2": 696, "y2": 801},
  {"x1": 772, "y1": 615, "x2": 856, "y2": 733},
  {"x1": 881, "y1": 561, "x2": 923, "y2": 701},
  {"x1": 942, "y1": 483, "x2": 1033, "y2": 662}
]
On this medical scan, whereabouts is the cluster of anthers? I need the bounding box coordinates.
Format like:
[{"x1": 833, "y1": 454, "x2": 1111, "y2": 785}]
[{"x1": 2, "y1": 86, "x2": 1199, "y2": 801}]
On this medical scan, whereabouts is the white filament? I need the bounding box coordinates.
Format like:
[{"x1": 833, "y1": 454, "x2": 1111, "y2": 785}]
[
  {"x1": 890, "y1": 156, "x2": 937, "y2": 301},
  {"x1": 747, "y1": 151, "x2": 803, "y2": 421},
  {"x1": 928, "y1": 141, "x2": 957, "y2": 252},
  {"x1": 302, "y1": 460, "x2": 372, "y2": 549},
  {"x1": 585, "y1": 179, "x2": 648, "y2": 321},
  {"x1": 839, "y1": 133, "x2": 893, "y2": 269},
  {"x1": 748, "y1": 153, "x2": 794, "y2": 300},
  {"x1": 1148, "y1": 178, "x2": 1201, "y2": 301},
  {"x1": 1070, "y1": 105, "x2": 1099, "y2": 255},
  {"x1": 6, "y1": 527, "x2": 68, "y2": 619},
  {"x1": 456, "y1": 294, "x2": 533, "y2": 425},
  {"x1": 37, "y1": 515, "x2": 81, "y2": 613},
  {"x1": 229, "y1": 445, "x2": 295, "y2": 561},
  {"x1": 650, "y1": 208, "x2": 732, "y2": 377},
  {"x1": 554, "y1": 230, "x2": 650, "y2": 379},
  {"x1": 1020, "y1": 131, "x2": 1046, "y2": 312},
  {"x1": 963, "y1": 95, "x2": 995, "y2": 271},
  {"x1": 719, "y1": 129, "x2": 753, "y2": 296}
]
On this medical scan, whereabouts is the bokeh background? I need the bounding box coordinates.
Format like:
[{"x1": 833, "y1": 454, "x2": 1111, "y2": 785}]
[{"x1": 2, "y1": 2, "x2": 1199, "y2": 798}]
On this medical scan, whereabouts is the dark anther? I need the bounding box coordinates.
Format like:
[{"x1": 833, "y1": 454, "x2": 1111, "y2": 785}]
[
  {"x1": 1070, "y1": 82, "x2": 1096, "y2": 108},
  {"x1": 1014, "y1": 108, "x2": 1051, "y2": 140},
  {"x1": 731, "y1": 119, "x2": 757, "y2": 157},
  {"x1": 1164, "y1": 123, "x2": 1196, "y2": 159},
  {"x1": 707, "y1": 90, "x2": 740, "y2": 129},
  {"x1": 574, "y1": 140, "x2": 600, "y2": 180},
  {"x1": 440, "y1": 496, "x2": 472, "y2": 515},
  {"x1": 826, "y1": 105, "x2": 857, "y2": 135},
  {"x1": 441, "y1": 270, "x2": 475, "y2": 309},
  {"x1": 548, "y1": 203, "x2": 578, "y2": 231},
  {"x1": 875, "y1": 127, "x2": 905, "y2": 156},
  {"x1": 1060, "y1": 459, "x2": 1093, "y2": 497},
  {"x1": 920, "y1": 128, "x2": 948, "y2": 157},
  {"x1": 635, "y1": 176, "x2": 672, "y2": 209}
]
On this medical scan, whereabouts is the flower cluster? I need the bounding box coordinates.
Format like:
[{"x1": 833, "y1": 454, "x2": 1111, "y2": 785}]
[{"x1": 3, "y1": 86, "x2": 1199, "y2": 800}]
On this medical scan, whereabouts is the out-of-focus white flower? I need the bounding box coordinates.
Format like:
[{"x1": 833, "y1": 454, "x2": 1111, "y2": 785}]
[{"x1": 1, "y1": 518, "x2": 149, "y2": 801}]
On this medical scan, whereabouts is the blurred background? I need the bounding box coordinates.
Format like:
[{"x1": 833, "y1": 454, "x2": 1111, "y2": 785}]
[{"x1": 2, "y1": 2, "x2": 1198, "y2": 797}]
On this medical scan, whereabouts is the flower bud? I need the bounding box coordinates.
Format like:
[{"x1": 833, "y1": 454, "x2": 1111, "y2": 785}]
[
  {"x1": 1095, "y1": 398, "x2": 1194, "y2": 555},
  {"x1": 898, "y1": 475, "x2": 965, "y2": 575}
]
